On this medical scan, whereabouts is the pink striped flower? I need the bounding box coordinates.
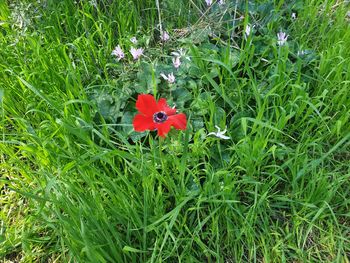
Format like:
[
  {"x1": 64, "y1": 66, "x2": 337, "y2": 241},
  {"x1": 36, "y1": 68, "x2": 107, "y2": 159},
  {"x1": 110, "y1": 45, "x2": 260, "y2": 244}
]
[
  {"x1": 160, "y1": 31, "x2": 170, "y2": 42},
  {"x1": 205, "y1": 0, "x2": 212, "y2": 6},
  {"x1": 277, "y1": 31, "x2": 288, "y2": 46},
  {"x1": 111, "y1": 45, "x2": 125, "y2": 61},
  {"x1": 160, "y1": 73, "x2": 175, "y2": 84},
  {"x1": 130, "y1": 47, "x2": 144, "y2": 60},
  {"x1": 172, "y1": 56, "x2": 181, "y2": 68}
]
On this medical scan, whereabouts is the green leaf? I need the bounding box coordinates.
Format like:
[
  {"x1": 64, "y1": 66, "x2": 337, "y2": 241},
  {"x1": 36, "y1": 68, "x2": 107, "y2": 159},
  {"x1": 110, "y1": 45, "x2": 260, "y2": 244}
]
[
  {"x1": 192, "y1": 117, "x2": 204, "y2": 131},
  {"x1": 172, "y1": 87, "x2": 192, "y2": 108},
  {"x1": 122, "y1": 246, "x2": 146, "y2": 253},
  {"x1": 120, "y1": 111, "x2": 134, "y2": 134},
  {"x1": 0, "y1": 88, "x2": 3, "y2": 103}
]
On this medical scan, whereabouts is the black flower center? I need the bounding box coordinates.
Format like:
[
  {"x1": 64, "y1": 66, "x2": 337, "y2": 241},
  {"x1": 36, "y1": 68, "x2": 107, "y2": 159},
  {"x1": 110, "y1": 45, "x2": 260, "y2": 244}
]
[{"x1": 153, "y1": 111, "x2": 168, "y2": 123}]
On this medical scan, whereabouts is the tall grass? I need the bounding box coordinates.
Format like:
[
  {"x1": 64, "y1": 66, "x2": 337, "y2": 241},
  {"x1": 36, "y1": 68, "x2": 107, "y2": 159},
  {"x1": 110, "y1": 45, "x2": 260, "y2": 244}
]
[{"x1": 1, "y1": 0, "x2": 349, "y2": 262}]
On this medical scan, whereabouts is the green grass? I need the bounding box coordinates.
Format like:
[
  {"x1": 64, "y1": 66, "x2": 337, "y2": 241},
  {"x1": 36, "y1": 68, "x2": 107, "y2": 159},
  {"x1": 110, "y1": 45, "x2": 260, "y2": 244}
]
[{"x1": 1, "y1": 0, "x2": 350, "y2": 262}]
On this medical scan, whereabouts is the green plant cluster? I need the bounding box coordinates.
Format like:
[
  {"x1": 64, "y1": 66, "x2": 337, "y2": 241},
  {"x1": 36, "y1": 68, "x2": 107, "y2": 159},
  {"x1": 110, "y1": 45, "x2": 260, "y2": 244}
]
[{"x1": 0, "y1": 0, "x2": 349, "y2": 262}]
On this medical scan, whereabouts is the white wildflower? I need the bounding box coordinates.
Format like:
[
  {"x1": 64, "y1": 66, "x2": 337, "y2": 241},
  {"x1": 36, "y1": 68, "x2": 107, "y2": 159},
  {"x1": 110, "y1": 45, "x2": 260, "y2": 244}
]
[
  {"x1": 171, "y1": 48, "x2": 184, "y2": 57},
  {"x1": 245, "y1": 24, "x2": 255, "y2": 39},
  {"x1": 111, "y1": 45, "x2": 125, "y2": 61},
  {"x1": 160, "y1": 73, "x2": 175, "y2": 84},
  {"x1": 171, "y1": 48, "x2": 191, "y2": 61},
  {"x1": 277, "y1": 31, "x2": 288, "y2": 46},
  {"x1": 89, "y1": 0, "x2": 97, "y2": 7},
  {"x1": 291, "y1": 13, "x2": 297, "y2": 20},
  {"x1": 245, "y1": 25, "x2": 251, "y2": 36},
  {"x1": 245, "y1": 24, "x2": 252, "y2": 37},
  {"x1": 207, "y1": 126, "x2": 230, "y2": 140},
  {"x1": 297, "y1": 50, "x2": 308, "y2": 56},
  {"x1": 218, "y1": 0, "x2": 225, "y2": 5},
  {"x1": 205, "y1": 0, "x2": 213, "y2": 6},
  {"x1": 130, "y1": 37, "x2": 137, "y2": 44},
  {"x1": 130, "y1": 47, "x2": 144, "y2": 60}
]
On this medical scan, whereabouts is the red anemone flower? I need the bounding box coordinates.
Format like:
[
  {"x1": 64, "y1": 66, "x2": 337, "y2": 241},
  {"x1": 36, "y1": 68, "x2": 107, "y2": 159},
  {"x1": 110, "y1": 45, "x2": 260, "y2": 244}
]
[{"x1": 133, "y1": 94, "x2": 187, "y2": 137}]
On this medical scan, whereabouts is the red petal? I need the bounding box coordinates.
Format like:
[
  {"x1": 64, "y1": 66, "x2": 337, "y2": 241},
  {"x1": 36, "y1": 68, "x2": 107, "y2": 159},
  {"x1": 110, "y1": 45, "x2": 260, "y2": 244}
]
[
  {"x1": 135, "y1": 94, "x2": 157, "y2": 116},
  {"x1": 168, "y1": 113, "x2": 187, "y2": 130},
  {"x1": 157, "y1": 98, "x2": 176, "y2": 115},
  {"x1": 156, "y1": 121, "x2": 172, "y2": 137},
  {"x1": 133, "y1": 114, "x2": 155, "y2": 131}
]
